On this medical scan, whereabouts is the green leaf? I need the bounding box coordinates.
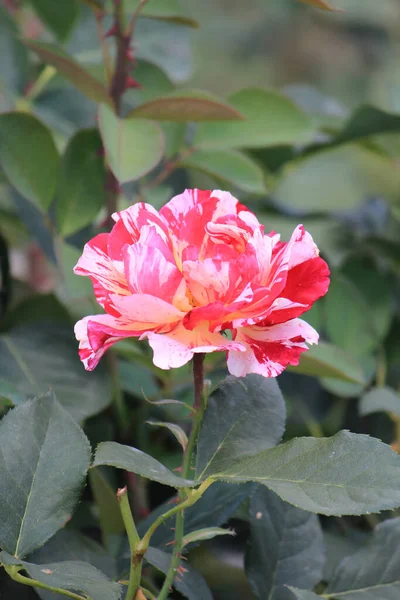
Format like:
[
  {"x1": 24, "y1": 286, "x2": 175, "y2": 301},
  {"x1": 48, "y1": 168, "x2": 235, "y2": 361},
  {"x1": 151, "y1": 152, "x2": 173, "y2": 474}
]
[
  {"x1": 182, "y1": 527, "x2": 235, "y2": 548},
  {"x1": 136, "y1": 482, "x2": 255, "y2": 549},
  {"x1": 124, "y1": 0, "x2": 198, "y2": 27},
  {"x1": 0, "y1": 322, "x2": 112, "y2": 422},
  {"x1": 56, "y1": 129, "x2": 105, "y2": 236},
  {"x1": 325, "y1": 518, "x2": 400, "y2": 599},
  {"x1": 131, "y1": 60, "x2": 174, "y2": 103},
  {"x1": 360, "y1": 386, "x2": 400, "y2": 417},
  {"x1": 128, "y1": 89, "x2": 243, "y2": 121},
  {"x1": 89, "y1": 469, "x2": 125, "y2": 544},
  {"x1": 24, "y1": 40, "x2": 112, "y2": 106},
  {"x1": 290, "y1": 341, "x2": 366, "y2": 384},
  {"x1": 0, "y1": 394, "x2": 91, "y2": 558},
  {"x1": 0, "y1": 6, "x2": 29, "y2": 95},
  {"x1": 337, "y1": 105, "x2": 400, "y2": 144},
  {"x1": 145, "y1": 547, "x2": 213, "y2": 600},
  {"x1": 99, "y1": 104, "x2": 164, "y2": 183},
  {"x1": 208, "y1": 430, "x2": 400, "y2": 516},
  {"x1": 196, "y1": 375, "x2": 286, "y2": 480},
  {"x1": 93, "y1": 441, "x2": 195, "y2": 488},
  {"x1": 0, "y1": 113, "x2": 59, "y2": 211},
  {"x1": 0, "y1": 552, "x2": 122, "y2": 600},
  {"x1": 245, "y1": 487, "x2": 324, "y2": 600},
  {"x1": 146, "y1": 420, "x2": 188, "y2": 450},
  {"x1": 0, "y1": 380, "x2": 25, "y2": 407},
  {"x1": 181, "y1": 149, "x2": 267, "y2": 195},
  {"x1": 29, "y1": 0, "x2": 79, "y2": 41},
  {"x1": 194, "y1": 89, "x2": 314, "y2": 150},
  {"x1": 274, "y1": 143, "x2": 400, "y2": 213}
]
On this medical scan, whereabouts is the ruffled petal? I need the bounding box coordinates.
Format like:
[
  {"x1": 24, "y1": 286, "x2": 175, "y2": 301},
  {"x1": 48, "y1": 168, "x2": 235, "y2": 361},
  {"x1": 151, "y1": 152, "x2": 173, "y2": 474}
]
[
  {"x1": 74, "y1": 233, "x2": 129, "y2": 312},
  {"x1": 227, "y1": 319, "x2": 318, "y2": 378},
  {"x1": 143, "y1": 322, "x2": 246, "y2": 370},
  {"x1": 109, "y1": 293, "x2": 185, "y2": 326}
]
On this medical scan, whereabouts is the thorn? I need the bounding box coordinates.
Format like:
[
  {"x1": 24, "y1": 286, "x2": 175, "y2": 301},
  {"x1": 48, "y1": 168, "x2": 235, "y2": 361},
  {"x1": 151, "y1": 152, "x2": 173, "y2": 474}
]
[
  {"x1": 165, "y1": 540, "x2": 175, "y2": 546},
  {"x1": 167, "y1": 496, "x2": 180, "y2": 505},
  {"x1": 173, "y1": 466, "x2": 182, "y2": 473},
  {"x1": 126, "y1": 46, "x2": 135, "y2": 62},
  {"x1": 140, "y1": 508, "x2": 150, "y2": 518},
  {"x1": 126, "y1": 75, "x2": 141, "y2": 89},
  {"x1": 104, "y1": 22, "x2": 118, "y2": 38},
  {"x1": 170, "y1": 527, "x2": 176, "y2": 531},
  {"x1": 180, "y1": 554, "x2": 188, "y2": 561}
]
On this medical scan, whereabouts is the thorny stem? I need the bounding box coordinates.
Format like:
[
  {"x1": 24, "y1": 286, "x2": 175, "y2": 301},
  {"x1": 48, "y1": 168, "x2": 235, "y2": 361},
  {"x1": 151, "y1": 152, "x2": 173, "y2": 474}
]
[
  {"x1": 118, "y1": 487, "x2": 142, "y2": 600},
  {"x1": 156, "y1": 354, "x2": 207, "y2": 600},
  {"x1": 4, "y1": 565, "x2": 85, "y2": 600}
]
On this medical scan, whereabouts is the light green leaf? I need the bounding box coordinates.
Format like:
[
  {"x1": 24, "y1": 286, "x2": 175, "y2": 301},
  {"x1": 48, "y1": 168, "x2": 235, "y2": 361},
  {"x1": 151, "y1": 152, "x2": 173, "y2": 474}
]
[
  {"x1": 93, "y1": 441, "x2": 195, "y2": 488},
  {"x1": 274, "y1": 143, "x2": 400, "y2": 213},
  {"x1": 325, "y1": 274, "x2": 380, "y2": 356},
  {"x1": 56, "y1": 129, "x2": 105, "y2": 236},
  {"x1": 24, "y1": 40, "x2": 112, "y2": 106},
  {"x1": 0, "y1": 394, "x2": 91, "y2": 558},
  {"x1": 124, "y1": 0, "x2": 198, "y2": 27},
  {"x1": 182, "y1": 527, "x2": 235, "y2": 548},
  {"x1": 196, "y1": 375, "x2": 286, "y2": 480},
  {"x1": 325, "y1": 518, "x2": 400, "y2": 599},
  {"x1": 128, "y1": 89, "x2": 243, "y2": 121},
  {"x1": 181, "y1": 149, "x2": 267, "y2": 194},
  {"x1": 89, "y1": 469, "x2": 125, "y2": 544},
  {"x1": 99, "y1": 104, "x2": 164, "y2": 183},
  {"x1": 29, "y1": 0, "x2": 79, "y2": 41},
  {"x1": 208, "y1": 430, "x2": 400, "y2": 516},
  {"x1": 194, "y1": 89, "x2": 314, "y2": 150},
  {"x1": 0, "y1": 552, "x2": 122, "y2": 600},
  {"x1": 360, "y1": 386, "x2": 400, "y2": 417},
  {"x1": 245, "y1": 487, "x2": 324, "y2": 600},
  {"x1": 146, "y1": 420, "x2": 188, "y2": 450},
  {"x1": 0, "y1": 112, "x2": 59, "y2": 211},
  {"x1": 337, "y1": 105, "x2": 400, "y2": 144},
  {"x1": 145, "y1": 547, "x2": 213, "y2": 600},
  {"x1": 289, "y1": 341, "x2": 366, "y2": 384},
  {"x1": 0, "y1": 322, "x2": 112, "y2": 422}
]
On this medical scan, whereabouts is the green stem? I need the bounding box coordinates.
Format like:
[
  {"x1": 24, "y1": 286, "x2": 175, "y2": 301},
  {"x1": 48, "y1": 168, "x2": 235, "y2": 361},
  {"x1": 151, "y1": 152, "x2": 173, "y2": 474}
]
[
  {"x1": 4, "y1": 565, "x2": 85, "y2": 600},
  {"x1": 156, "y1": 354, "x2": 206, "y2": 600},
  {"x1": 118, "y1": 487, "x2": 142, "y2": 600}
]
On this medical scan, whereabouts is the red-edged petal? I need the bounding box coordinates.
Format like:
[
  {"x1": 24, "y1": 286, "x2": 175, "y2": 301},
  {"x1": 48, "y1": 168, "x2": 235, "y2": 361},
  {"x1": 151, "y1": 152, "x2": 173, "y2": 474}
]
[
  {"x1": 143, "y1": 322, "x2": 246, "y2": 370},
  {"x1": 109, "y1": 293, "x2": 185, "y2": 327},
  {"x1": 227, "y1": 319, "x2": 318, "y2": 378},
  {"x1": 265, "y1": 256, "x2": 330, "y2": 325},
  {"x1": 74, "y1": 233, "x2": 129, "y2": 311}
]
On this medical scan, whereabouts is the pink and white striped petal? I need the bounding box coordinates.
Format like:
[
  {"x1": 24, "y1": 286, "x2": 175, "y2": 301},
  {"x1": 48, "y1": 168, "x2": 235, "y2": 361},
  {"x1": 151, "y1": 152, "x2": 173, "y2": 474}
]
[
  {"x1": 143, "y1": 322, "x2": 246, "y2": 370},
  {"x1": 227, "y1": 318, "x2": 318, "y2": 378}
]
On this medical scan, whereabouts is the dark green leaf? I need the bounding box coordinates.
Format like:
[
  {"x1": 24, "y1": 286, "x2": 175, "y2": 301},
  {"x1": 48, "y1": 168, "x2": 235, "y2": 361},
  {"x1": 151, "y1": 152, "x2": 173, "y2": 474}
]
[
  {"x1": 0, "y1": 6, "x2": 29, "y2": 96},
  {"x1": 290, "y1": 342, "x2": 366, "y2": 384},
  {"x1": 24, "y1": 40, "x2": 112, "y2": 106},
  {"x1": 337, "y1": 105, "x2": 400, "y2": 144},
  {"x1": 146, "y1": 420, "x2": 188, "y2": 450},
  {"x1": 196, "y1": 375, "x2": 286, "y2": 480},
  {"x1": 136, "y1": 482, "x2": 255, "y2": 549},
  {"x1": 181, "y1": 149, "x2": 267, "y2": 194},
  {"x1": 245, "y1": 487, "x2": 324, "y2": 600},
  {"x1": 0, "y1": 394, "x2": 91, "y2": 558},
  {"x1": 274, "y1": 144, "x2": 400, "y2": 213},
  {"x1": 360, "y1": 386, "x2": 400, "y2": 417},
  {"x1": 288, "y1": 589, "x2": 321, "y2": 600},
  {"x1": 209, "y1": 430, "x2": 400, "y2": 516},
  {"x1": 0, "y1": 322, "x2": 112, "y2": 422},
  {"x1": 325, "y1": 517, "x2": 400, "y2": 599},
  {"x1": 145, "y1": 547, "x2": 213, "y2": 600},
  {"x1": 99, "y1": 104, "x2": 164, "y2": 183},
  {"x1": 93, "y1": 441, "x2": 195, "y2": 488},
  {"x1": 0, "y1": 113, "x2": 59, "y2": 211},
  {"x1": 128, "y1": 89, "x2": 243, "y2": 121},
  {"x1": 125, "y1": 0, "x2": 198, "y2": 27},
  {"x1": 118, "y1": 360, "x2": 159, "y2": 399},
  {"x1": 56, "y1": 129, "x2": 105, "y2": 236},
  {"x1": 194, "y1": 89, "x2": 314, "y2": 149},
  {"x1": 182, "y1": 527, "x2": 235, "y2": 548},
  {"x1": 0, "y1": 552, "x2": 121, "y2": 600},
  {"x1": 29, "y1": 0, "x2": 79, "y2": 41}
]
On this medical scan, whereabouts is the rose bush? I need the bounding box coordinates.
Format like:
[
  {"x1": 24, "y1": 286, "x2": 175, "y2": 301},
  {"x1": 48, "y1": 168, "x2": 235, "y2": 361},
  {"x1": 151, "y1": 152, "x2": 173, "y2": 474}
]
[{"x1": 75, "y1": 189, "x2": 329, "y2": 376}]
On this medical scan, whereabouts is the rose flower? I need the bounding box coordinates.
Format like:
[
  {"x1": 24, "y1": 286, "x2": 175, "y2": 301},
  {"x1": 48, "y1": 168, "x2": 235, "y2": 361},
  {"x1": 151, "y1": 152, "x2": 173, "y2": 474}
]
[{"x1": 74, "y1": 189, "x2": 329, "y2": 377}]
